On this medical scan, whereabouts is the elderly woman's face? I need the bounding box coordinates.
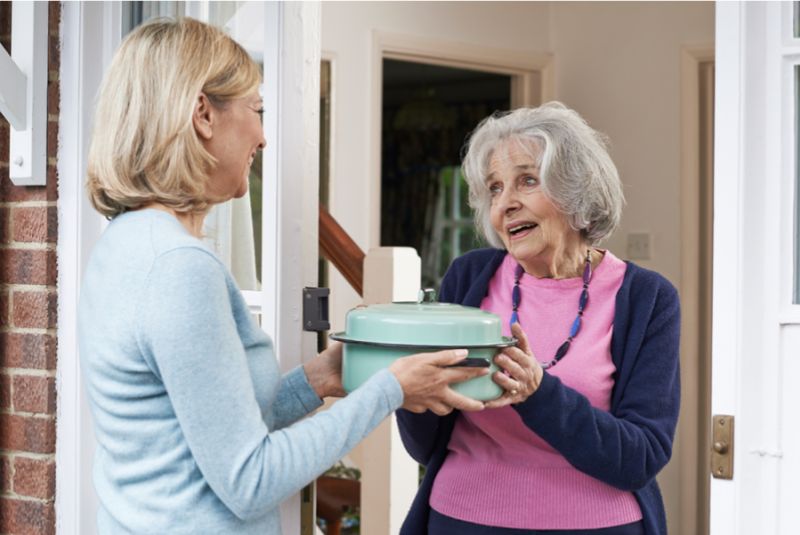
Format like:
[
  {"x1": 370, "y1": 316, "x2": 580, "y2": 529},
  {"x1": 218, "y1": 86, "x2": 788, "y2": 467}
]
[
  {"x1": 199, "y1": 91, "x2": 266, "y2": 203},
  {"x1": 487, "y1": 138, "x2": 579, "y2": 274}
]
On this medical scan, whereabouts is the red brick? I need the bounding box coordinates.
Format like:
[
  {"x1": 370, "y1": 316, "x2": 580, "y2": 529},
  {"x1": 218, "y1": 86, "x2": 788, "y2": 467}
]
[
  {"x1": 0, "y1": 287, "x2": 8, "y2": 327},
  {"x1": 0, "y1": 121, "x2": 8, "y2": 166},
  {"x1": 0, "y1": 166, "x2": 58, "y2": 203},
  {"x1": 0, "y1": 248, "x2": 57, "y2": 285},
  {"x1": 48, "y1": 1, "x2": 59, "y2": 27},
  {"x1": 0, "y1": 455, "x2": 11, "y2": 494},
  {"x1": 48, "y1": 29, "x2": 59, "y2": 76},
  {"x1": 0, "y1": 414, "x2": 56, "y2": 454},
  {"x1": 0, "y1": 3, "x2": 10, "y2": 52},
  {"x1": 0, "y1": 206, "x2": 8, "y2": 243},
  {"x1": 12, "y1": 375, "x2": 55, "y2": 414},
  {"x1": 46, "y1": 120, "x2": 58, "y2": 162},
  {"x1": 0, "y1": 333, "x2": 57, "y2": 370},
  {"x1": 0, "y1": 373, "x2": 10, "y2": 410},
  {"x1": 47, "y1": 80, "x2": 59, "y2": 117},
  {"x1": 11, "y1": 206, "x2": 57, "y2": 243},
  {"x1": 12, "y1": 290, "x2": 57, "y2": 329},
  {"x1": 0, "y1": 497, "x2": 55, "y2": 535},
  {"x1": 12, "y1": 457, "x2": 55, "y2": 500}
]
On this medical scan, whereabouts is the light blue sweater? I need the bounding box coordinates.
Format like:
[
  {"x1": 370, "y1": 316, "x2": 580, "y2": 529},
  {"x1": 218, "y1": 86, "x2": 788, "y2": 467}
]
[{"x1": 78, "y1": 209, "x2": 403, "y2": 534}]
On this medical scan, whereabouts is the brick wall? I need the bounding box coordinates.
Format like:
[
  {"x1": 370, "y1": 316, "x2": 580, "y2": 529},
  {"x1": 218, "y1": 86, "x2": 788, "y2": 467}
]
[{"x1": 0, "y1": 3, "x2": 61, "y2": 535}]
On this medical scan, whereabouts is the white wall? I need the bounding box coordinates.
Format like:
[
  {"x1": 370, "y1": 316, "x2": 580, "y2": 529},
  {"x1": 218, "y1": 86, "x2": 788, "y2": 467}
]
[{"x1": 551, "y1": 1, "x2": 715, "y2": 286}]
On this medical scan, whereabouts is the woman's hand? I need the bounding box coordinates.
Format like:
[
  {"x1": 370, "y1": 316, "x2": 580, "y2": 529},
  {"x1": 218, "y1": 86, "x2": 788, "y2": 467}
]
[
  {"x1": 304, "y1": 342, "x2": 346, "y2": 399},
  {"x1": 389, "y1": 349, "x2": 488, "y2": 415},
  {"x1": 484, "y1": 322, "x2": 543, "y2": 409}
]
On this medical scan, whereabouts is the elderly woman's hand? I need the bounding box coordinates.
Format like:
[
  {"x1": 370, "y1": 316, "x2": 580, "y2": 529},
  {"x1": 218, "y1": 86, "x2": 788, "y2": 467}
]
[
  {"x1": 390, "y1": 349, "x2": 488, "y2": 415},
  {"x1": 304, "y1": 342, "x2": 346, "y2": 399},
  {"x1": 484, "y1": 322, "x2": 543, "y2": 409}
]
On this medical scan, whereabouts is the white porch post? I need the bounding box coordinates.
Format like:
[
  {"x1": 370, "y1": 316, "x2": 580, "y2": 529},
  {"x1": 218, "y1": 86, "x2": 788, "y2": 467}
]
[{"x1": 355, "y1": 247, "x2": 421, "y2": 535}]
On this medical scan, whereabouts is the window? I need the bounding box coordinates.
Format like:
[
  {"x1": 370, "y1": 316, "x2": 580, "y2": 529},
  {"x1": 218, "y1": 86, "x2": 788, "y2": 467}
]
[{"x1": 423, "y1": 166, "x2": 482, "y2": 287}]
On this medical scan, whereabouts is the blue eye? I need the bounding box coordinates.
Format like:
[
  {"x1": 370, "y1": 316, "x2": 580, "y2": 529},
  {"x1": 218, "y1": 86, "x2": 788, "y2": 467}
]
[
  {"x1": 520, "y1": 175, "x2": 538, "y2": 190},
  {"x1": 488, "y1": 182, "x2": 502, "y2": 196}
]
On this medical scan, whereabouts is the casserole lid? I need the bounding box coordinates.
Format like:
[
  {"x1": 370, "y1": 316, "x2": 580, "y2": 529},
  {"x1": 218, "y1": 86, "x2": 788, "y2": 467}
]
[{"x1": 331, "y1": 289, "x2": 514, "y2": 348}]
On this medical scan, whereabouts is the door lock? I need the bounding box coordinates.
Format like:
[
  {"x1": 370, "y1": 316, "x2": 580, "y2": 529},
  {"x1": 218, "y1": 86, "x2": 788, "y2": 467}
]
[{"x1": 711, "y1": 414, "x2": 734, "y2": 479}]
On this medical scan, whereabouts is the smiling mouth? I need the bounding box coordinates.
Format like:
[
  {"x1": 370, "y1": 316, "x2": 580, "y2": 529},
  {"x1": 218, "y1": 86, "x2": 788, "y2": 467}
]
[{"x1": 508, "y1": 223, "x2": 537, "y2": 236}]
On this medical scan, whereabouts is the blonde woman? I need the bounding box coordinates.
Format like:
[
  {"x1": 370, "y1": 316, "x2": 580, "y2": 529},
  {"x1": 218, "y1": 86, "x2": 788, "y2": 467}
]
[{"x1": 78, "y1": 18, "x2": 486, "y2": 534}]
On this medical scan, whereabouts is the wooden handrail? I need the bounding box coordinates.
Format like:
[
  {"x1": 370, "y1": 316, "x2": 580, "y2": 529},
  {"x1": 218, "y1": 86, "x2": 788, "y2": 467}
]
[{"x1": 319, "y1": 205, "x2": 365, "y2": 296}]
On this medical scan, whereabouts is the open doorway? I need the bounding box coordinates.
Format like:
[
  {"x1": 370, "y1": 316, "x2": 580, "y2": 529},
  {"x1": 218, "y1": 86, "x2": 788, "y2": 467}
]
[
  {"x1": 679, "y1": 49, "x2": 715, "y2": 535},
  {"x1": 380, "y1": 59, "x2": 512, "y2": 288}
]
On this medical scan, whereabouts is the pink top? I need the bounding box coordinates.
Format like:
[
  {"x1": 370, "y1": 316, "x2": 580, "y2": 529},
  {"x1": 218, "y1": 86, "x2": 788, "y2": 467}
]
[{"x1": 430, "y1": 250, "x2": 643, "y2": 529}]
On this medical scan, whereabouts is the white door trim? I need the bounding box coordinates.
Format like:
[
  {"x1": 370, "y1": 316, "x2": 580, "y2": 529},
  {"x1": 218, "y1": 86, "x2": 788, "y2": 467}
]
[
  {"x1": 56, "y1": 3, "x2": 120, "y2": 534},
  {"x1": 710, "y1": 3, "x2": 748, "y2": 533},
  {"x1": 711, "y1": 2, "x2": 794, "y2": 533},
  {"x1": 367, "y1": 31, "x2": 552, "y2": 249}
]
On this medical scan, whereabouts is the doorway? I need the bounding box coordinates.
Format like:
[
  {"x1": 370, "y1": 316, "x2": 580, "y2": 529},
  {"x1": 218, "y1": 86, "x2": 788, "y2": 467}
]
[
  {"x1": 380, "y1": 59, "x2": 511, "y2": 288},
  {"x1": 679, "y1": 48, "x2": 715, "y2": 535}
]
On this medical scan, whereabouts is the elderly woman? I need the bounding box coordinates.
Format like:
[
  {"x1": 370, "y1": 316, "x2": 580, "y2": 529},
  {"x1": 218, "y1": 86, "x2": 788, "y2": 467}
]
[
  {"x1": 397, "y1": 103, "x2": 680, "y2": 535},
  {"x1": 77, "y1": 18, "x2": 488, "y2": 534}
]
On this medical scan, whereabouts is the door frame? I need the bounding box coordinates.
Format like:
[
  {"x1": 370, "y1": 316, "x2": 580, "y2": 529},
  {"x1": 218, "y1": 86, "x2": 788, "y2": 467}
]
[
  {"x1": 57, "y1": 4, "x2": 121, "y2": 532},
  {"x1": 368, "y1": 31, "x2": 553, "y2": 248},
  {"x1": 679, "y1": 44, "x2": 714, "y2": 535}
]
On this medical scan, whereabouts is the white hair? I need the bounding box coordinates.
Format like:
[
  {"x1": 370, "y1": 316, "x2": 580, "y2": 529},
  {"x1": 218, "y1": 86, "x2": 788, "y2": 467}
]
[{"x1": 461, "y1": 102, "x2": 625, "y2": 248}]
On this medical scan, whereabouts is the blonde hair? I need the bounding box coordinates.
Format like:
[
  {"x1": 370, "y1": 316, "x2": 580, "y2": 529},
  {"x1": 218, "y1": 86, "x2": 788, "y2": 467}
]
[
  {"x1": 86, "y1": 17, "x2": 261, "y2": 218},
  {"x1": 462, "y1": 102, "x2": 625, "y2": 247}
]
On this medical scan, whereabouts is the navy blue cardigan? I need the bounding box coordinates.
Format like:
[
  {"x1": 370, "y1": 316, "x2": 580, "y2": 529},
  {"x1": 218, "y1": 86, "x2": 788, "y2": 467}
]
[{"x1": 396, "y1": 249, "x2": 680, "y2": 535}]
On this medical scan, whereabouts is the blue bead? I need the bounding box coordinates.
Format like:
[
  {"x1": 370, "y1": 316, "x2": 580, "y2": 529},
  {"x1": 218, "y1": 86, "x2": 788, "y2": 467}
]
[
  {"x1": 570, "y1": 316, "x2": 581, "y2": 337},
  {"x1": 512, "y1": 285, "x2": 521, "y2": 307},
  {"x1": 510, "y1": 311, "x2": 519, "y2": 326}
]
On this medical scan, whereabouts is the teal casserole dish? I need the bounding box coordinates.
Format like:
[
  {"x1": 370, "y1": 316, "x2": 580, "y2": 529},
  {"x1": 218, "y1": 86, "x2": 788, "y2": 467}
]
[{"x1": 331, "y1": 291, "x2": 515, "y2": 401}]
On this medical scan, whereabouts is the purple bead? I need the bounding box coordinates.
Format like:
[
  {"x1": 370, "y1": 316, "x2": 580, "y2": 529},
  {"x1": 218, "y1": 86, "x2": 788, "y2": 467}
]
[
  {"x1": 582, "y1": 261, "x2": 592, "y2": 284},
  {"x1": 512, "y1": 285, "x2": 521, "y2": 308},
  {"x1": 515, "y1": 264, "x2": 525, "y2": 280},
  {"x1": 554, "y1": 340, "x2": 571, "y2": 360},
  {"x1": 570, "y1": 316, "x2": 581, "y2": 337},
  {"x1": 579, "y1": 288, "x2": 589, "y2": 310}
]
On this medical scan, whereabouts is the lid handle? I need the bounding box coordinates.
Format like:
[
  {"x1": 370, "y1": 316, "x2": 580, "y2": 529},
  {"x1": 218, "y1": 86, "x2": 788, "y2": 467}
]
[{"x1": 417, "y1": 288, "x2": 437, "y2": 304}]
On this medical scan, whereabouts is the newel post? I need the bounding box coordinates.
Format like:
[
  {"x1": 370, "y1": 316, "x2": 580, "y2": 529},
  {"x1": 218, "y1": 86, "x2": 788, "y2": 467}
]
[{"x1": 356, "y1": 247, "x2": 421, "y2": 535}]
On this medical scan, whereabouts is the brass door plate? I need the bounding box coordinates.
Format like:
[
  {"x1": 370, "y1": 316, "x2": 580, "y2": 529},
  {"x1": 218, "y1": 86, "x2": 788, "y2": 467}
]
[{"x1": 711, "y1": 414, "x2": 734, "y2": 479}]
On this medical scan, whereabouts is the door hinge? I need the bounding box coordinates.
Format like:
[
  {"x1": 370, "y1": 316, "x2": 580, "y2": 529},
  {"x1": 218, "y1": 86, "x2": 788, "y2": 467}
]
[
  {"x1": 302, "y1": 287, "x2": 330, "y2": 332},
  {"x1": 711, "y1": 414, "x2": 734, "y2": 479}
]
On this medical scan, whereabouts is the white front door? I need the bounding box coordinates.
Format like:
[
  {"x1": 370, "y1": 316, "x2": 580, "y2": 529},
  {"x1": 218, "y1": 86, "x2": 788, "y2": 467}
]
[
  {"x1": 711, "y1": 2, "x2": 800, "y2": 533},
  {"x1": 56, "y1": 2, "x2": 321, "y2": 533}
]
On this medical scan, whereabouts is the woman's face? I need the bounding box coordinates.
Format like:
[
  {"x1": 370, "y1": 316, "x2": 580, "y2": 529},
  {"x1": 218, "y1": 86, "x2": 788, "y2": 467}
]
[
  {"x1": 487, "y1": 138, "x2": 581, "y2": 276},
  {"x1": 199, "y1": 91, "x2": 266, "y2": 203}
]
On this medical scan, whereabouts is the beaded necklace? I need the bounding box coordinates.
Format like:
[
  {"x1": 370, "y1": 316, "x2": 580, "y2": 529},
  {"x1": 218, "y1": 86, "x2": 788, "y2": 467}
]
[{"x1": 510, "y1": 249, "x2": 593, "y2": 369}]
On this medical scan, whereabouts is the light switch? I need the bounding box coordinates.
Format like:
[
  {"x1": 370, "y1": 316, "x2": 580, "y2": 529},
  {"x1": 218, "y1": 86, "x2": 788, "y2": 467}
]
[{"x1": 626, "y1": 232, "x2": 651, "y2": 260}]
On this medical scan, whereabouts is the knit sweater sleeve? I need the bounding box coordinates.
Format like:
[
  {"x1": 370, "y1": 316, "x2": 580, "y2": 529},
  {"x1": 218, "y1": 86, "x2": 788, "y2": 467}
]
[
  {"x1": 136, "y1": 247, "x2": 404, "y2": 520},
  {"x1": 512, "y1": 274, "x2": 681, "y2": 491},
  {"x1": 271, "y1": 366, "x2": 325, "y2": 430}
]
